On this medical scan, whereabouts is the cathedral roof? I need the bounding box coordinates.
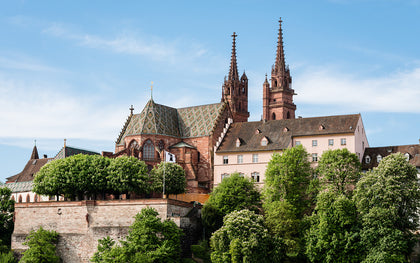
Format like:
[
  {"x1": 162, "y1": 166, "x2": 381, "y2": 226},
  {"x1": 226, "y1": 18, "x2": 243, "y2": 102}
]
[
  {"x1": 116, "y1": 99, "x2": 226, "y2": 145},
  {"x1": 217, "y1": 114, "x2": 361, "y2": 153}
]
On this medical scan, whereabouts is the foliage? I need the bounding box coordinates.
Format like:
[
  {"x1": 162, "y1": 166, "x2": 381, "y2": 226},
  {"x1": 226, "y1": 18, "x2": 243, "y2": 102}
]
[
  {"x1": 0, "y1": 251, "x2": 17, "y2": 263},
  {"x1": 20, "y1": 227, "x2": 60, "y2": 263},
  {"x1": 107, "y1": 156, "x2": 149, "y2": 196},
  {"x1": 210, "y1": 209, "x2": 284, "y2": 263},
  {"x1": 263, "y1": 145, "x2": 316, "y2": 258},
  {"x1": 91, "y1": 207, "x2": 183, "y2": 263},
  {"x1": 353, "y1": 153, "x2": 420, "y2": 262},
  {"x1": 263, "y1": 145, "x2": 315, "y2": 215},
  {"x1": 33, "y1": 155, "x2": 153, "y2": 199},
  {"x1": 202, "y1": 173, "x2": 261, "y2": 236},
  {"x1": 150, "y1": 162, "x2": 187, "y2": 195},
  {"x1": 305, "y1": 191, "x2": 363, "y2": 263},
  {"x1": 190, "y1": 240, "x2": 211, "y2": 263},
  {"x1": 317, "y1": 148, "x2": 361, "y2": 195},
  {"x1": 0, "y1": 187, "x2": 14, "y2": 250}
]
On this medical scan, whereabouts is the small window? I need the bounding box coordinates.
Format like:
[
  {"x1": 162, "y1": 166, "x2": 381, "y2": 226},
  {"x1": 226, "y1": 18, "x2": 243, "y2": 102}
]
[
  {"x1": 377, "y1": 155, "x2": 382, "y2": 163},
  {"x1": 365, "y1": 155, "x2": 371, "y2": 164},
  {"x1": 223, "y1": 156, "x2": 228, "y2": 164},
  {"x1": 221, "y1": 173, "x2": 229, "y2": 180},
  {"x1": 405, "y1": 153, "x2": 410, "y2": 161},
  {"x1": 237, "y1": 155, "x2": 243, "y2": 164},
  {"x1": 328, "y1": 139, "x2": 334, "y2": 146},
  {"x1": 312, "y1": 140, "x2": 318, "y2": 147},
  {"x1": 312, "y1": 153, "x2": 318, "y2": 162},
  {"x1": 236, "y1": 138, "x2": 241, "y2": 147},
  {"x1": 251, "y1": 172, "x2": 260, "y2": 182},
  {"x1": 341, "y1": 138, "x2": 347, "y2": 145},
  {"x1": 261, "y1": 137, "x2": 268, "y2": 146},
  {"x1": 252, "y1": 154, "x2": 258, "y2": 163},
  {"x1": 295, "y1": 141, "x2": 301, "y2": 146}
]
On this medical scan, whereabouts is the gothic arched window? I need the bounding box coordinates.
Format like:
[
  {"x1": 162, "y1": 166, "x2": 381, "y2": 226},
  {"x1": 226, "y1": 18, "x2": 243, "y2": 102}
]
[
  {"x1": 143, "y1": 140, "x2": 155, "y2": 161},
  {"x1": 18, "y1": 195, "x2": 22, "y2": 203},
  {"x1": 26, "y1": 194, "x2": 30, "y2": 203},
  {"x1": 287, "y1": 111, "x2": 291, "y2": 119},
  {"x1": 272, "y1": 112, "x2": 276, "y2": 120}
]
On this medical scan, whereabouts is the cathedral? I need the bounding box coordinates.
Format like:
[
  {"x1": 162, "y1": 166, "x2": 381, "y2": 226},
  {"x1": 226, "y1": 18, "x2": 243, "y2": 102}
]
[{"x1": 104, "y1": 19, "x2": 297, "y2": 197}]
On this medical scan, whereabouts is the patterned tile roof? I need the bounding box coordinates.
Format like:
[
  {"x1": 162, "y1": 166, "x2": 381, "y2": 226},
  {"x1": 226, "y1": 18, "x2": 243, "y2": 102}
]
[
  {"x1": 4, "y1": 181, "x2": 33, "y2": 193},
  {"x1": 117, "y1": 99, "x2": 225, "y2": 144},
  {"x1": 217, "y1": 114, "x2": 360, "y2": 153}
]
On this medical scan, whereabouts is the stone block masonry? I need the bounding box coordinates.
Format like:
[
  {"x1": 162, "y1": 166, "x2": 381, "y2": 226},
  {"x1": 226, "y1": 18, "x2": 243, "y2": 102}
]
[{"x1": 12, "y1": 199, "x2": 201, "y2": 263}]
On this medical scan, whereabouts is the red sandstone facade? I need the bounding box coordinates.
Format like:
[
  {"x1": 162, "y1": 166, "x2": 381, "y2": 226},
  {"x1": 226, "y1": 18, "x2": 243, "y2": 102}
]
[{"x1": 263, "y1": 18, "x2": 296, "y2": 121}]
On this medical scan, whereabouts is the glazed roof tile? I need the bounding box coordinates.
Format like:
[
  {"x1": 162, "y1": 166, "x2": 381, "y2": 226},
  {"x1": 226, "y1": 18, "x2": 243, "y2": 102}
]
[
  {"x1": 117, "y1": 99, "x2": 225, "y2": 144},
  {"x1": 4, "y1": 181, "x2": 33, "y2": 193}
]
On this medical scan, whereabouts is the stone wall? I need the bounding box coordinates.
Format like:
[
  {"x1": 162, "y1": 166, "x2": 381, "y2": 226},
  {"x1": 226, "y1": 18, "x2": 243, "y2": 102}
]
[{"x1": 12, "y1": 199, "x2": 201, "y2": 262}]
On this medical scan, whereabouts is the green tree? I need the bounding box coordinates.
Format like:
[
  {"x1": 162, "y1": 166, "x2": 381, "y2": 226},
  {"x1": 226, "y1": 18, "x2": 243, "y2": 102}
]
[
  {"x1": 263, "y1": 145, "x2": 316, "y2": 259},
  {"x1": 210, "y1": 209, "x2": 284, "y2": 263},
  {"x1": 202, "y1": 173, "x2": 261, "y2": 235},
  {"x1": 263, "y1": 145, "x2": 315, "y2": 214},
  {"x1": 317, "y1": 148, "x2": 361, "y2": 195},
  {"x1": 0, "y1": 251, "x2": 17, "y2": 263},
  {"x1": 0, "y1": 187, "x2": 14, "y2": 250},
  {"x1": 20, "y1": 227, "x2": 60, "y2": 263},
  {"x1": 107, "y1": 156, "x2": 150, "y2": 197},
  {"x1": 91, "y1": 207, "x2": 183, "y2": 263},
  {"x1": 305, "y1": 191, "x2": 363, "y2": 263},
  {"x1": 353, "y1": 153, "x2": 420, "y2": 262},
  {"x1": 150, "y1": 162, "x2": 187, "y2": 196}
]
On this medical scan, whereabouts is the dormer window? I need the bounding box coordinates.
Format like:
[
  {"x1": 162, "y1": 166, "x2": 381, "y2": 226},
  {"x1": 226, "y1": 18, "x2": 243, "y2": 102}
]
[
  {"x1": 283, "y1": 127, "x2": 289, "y2": 132},
  {"x1": 255, "y1": 129, "x2": 261, "y2": 135},
  {"x1": 261, "y1": 137, "x2": 268, "y2": 146},
  {"x1": 319, "y1": 125, "x2": 325, "y2": 130},
  {"x1": 377, "y1": 155, "x2": 382, "y2": 163},
  {"x1": 365, "y1": 155, "x2": 371, "y2": 164},
  {"x1": 405, "y1": 153, "x2": 410, "y2": 161},
  {"x1": 236, "y1": 138, "x2": 241, "y2": 147}
]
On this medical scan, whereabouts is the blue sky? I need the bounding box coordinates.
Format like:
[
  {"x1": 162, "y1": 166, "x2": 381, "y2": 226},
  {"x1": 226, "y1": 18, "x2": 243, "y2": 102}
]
[{"x1": 1, "y1": 0, "x2": 419, "y2": 182}]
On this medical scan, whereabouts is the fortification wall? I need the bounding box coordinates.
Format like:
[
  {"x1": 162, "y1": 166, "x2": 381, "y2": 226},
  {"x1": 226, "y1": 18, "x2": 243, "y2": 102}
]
[{"x1": 12, "y1": 199, "x2": 201, "y2": 263}]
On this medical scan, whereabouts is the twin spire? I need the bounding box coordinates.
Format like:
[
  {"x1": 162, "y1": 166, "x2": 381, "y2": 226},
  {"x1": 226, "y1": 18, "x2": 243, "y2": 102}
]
[
  {"x1": 273, "y1": 18, "x2": 287, "y2": 77},
  {"x1": 228, "y1": 32, "x2": 239, "y2": 82}
]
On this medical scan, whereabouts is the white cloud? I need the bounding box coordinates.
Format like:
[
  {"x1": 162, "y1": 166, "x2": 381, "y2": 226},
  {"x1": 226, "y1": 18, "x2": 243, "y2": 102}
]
[
  {"x1": 294, "y1": 66, "x2": 420, "y2": 113},
  {"x1": 0, "y1": 73, "x2": 133, "y2": 142},
  {"x1": 42, "y1": 23, "x2": 216, "y2": 67}
]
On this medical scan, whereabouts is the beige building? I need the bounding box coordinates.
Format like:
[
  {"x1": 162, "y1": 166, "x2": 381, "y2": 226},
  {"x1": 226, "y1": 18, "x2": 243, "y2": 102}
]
[{"x1": 214, "y1": 114, "x2": 369, "y2": 187}]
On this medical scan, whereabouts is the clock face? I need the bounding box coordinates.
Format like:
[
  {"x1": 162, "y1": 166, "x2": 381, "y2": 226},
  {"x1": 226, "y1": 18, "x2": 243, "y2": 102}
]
[{"x1": 158, "y1": 140, "x2": 165, "y2": 151}]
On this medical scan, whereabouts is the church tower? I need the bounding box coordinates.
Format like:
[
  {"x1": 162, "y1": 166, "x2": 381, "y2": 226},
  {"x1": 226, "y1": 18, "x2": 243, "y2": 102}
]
[
  {"x1": 222, "y1": 32, "x2": 249, "y2": 123},
  {"x1": 263, "y1": 18, "x2": 296, "y2": 121}
]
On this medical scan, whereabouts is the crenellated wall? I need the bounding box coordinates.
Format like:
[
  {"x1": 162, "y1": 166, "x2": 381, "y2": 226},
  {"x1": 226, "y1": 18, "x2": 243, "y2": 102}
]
[{"x1": 12, "y1": 199, "x2": 201, "y2": 263}]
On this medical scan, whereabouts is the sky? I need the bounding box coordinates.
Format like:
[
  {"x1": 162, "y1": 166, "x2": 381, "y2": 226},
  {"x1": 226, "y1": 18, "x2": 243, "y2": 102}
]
[{"x1": 1, "y1": 0, "x2": 419, "y2": 182}]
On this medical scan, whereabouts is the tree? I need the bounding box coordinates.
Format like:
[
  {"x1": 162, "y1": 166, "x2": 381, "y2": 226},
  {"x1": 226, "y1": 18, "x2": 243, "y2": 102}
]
[
  {"x1": 317, "y1": 148, "x2": 361, "y2": 195},
  {"x1": 210, "y1": 209, "x2": 284, "y2": 263},
  {"x1": 202, "y1": 173, "x2": 261, "y2": 235},
  {"x1": 262, "y1": 145, "x2": 316, "y2": 258},
  {"x1": 20, "y1": 227, "x2": 60, "y2": 263},
  {"x1": 0, "y1": 251, "x2": 17, "y2": 263},
  {"x1": 150, "y1": 162, "x2": 187, "y2": 196},
  {"x1": 305, "y1": 191, "x2": 363, "y2": 263},
  {"x1": 263, "y1": 145, "x2": 315, "y2": 215},
  {"x1": 107, "y1": 156, "x2": 150, "y2": 197},
  {"x1": 33, "y1": 154, "x2": 111, "y2": 200},
  {"x1": 91, "y1": 207, "x2": 183, "y2": 263},
  {"x1": 0, "y1": 187, "x2": 14, "y2": 250},
  {"x1": 353, "y1": 153, "x2": 420, "y2": 262}
]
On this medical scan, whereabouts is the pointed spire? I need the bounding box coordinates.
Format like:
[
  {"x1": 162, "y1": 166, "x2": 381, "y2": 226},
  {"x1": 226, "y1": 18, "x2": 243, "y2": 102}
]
[
  {"x1": 150, "y1": 81, "x2": 154, "y2": 100},
  {"x1": 264, "y1": 73, "x2": 269, "y2": 84},
  {"x1": 274, "y1": 18, "x2": 286, "y2": 76},
  {"x1": 30, "y1": 142, "x2": 39, "y2": 160},
  {"x1": 228, "y1": 32, "x2": 239, "y2": 82}
]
